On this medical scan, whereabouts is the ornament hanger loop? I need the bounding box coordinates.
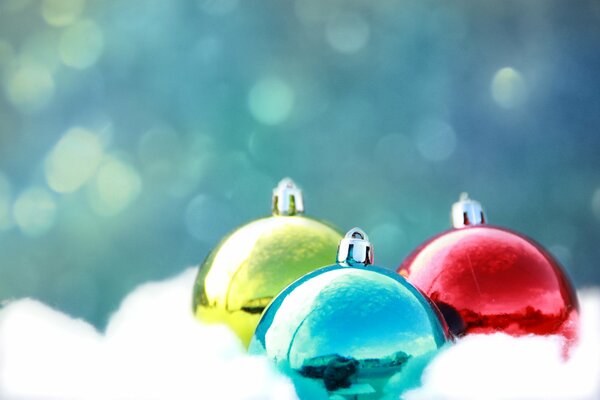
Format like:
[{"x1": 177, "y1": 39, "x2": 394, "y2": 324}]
[
  {"x1": 337, "y1": 227, "x2": 374, "y2": 266},
  {"x1": 272, "y1": 177, "x2": 304, "y2": 216},
  {"x1": 451, "y1": 192, "x2": 487, "y2": 228}
]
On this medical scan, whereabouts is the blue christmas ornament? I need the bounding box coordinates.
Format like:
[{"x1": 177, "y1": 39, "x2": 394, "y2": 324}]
[{"x1": 249, "y1": 228, "x2": 450, "y2": 398}]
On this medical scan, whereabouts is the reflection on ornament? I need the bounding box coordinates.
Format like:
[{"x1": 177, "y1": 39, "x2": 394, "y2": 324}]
[
  {"x1": 250, "y1": 228, "x2": 449, "y2": 398},
  {"x1": 399, "y1": 193, "x2": 579, "y2": 346},
  {"x1": 192, "y1": 178, "x2": 342, "y2": 347}
]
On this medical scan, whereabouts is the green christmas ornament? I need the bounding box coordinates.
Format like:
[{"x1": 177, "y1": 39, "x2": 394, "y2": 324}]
[{"x1": 192, "y1": 178, "x2": 342, "y2": 347}]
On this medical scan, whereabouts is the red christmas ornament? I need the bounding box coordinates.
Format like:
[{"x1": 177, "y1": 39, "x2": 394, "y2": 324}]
[{"x1": 398, "y1": 194, "x2": 579, "y2": 346}]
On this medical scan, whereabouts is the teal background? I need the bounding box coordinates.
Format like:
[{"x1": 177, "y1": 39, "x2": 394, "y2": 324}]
[{"x1": 0, "y1": 0, "x2": 599, "y2": 328}]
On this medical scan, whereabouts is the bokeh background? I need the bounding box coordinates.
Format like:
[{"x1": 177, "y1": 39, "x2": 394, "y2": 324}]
[{"x1": 0, "y1": 0, "x2": 599, "y2": 329}]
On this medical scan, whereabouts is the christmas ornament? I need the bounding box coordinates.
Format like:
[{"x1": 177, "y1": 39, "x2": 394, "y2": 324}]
[
  {"x1": 192, "y1": 178, "x2": 342, "y2": 347},
  {"x1": 249, "y1": 228, "x2": 450, "y2": 398},
  {"x1": 398, "y1": 193, "x2": 579, "y2": 344}
]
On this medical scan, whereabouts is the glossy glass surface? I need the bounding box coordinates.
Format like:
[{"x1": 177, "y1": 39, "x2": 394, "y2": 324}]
[
  {"x1": 399, "y1": 226, "x2": 579, "y2": 343},
  {"x1": 192, "y1": 215, "x2": 342, "y2": 347},
  {"x1": 249, "y1": 264, "x2": 449, "y2": 397}
]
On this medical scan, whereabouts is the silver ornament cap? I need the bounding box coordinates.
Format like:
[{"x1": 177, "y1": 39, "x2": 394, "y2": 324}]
[
  {"x1": 451, "y1": 192, "x2": 487, "y2": 228},
  {"x1": 337, "y1": 227, "x2": 374, "y2": 266},
  {"x1": 272, "y1": 178, "x2": 304, "y2": 216}
]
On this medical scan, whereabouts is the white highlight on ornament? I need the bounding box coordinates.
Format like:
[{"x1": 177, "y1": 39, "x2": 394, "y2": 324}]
[
  {"x1": 0, "y1": 269, "x2": 298, "y2": 400},
  {"x1": 325, "y1": 11, "x2": 370, "y2": 54},
  {"x1": 491, "y1": 67, "x2": 527, "y2": 109},
  {"x1": 59, "y1": 19, "x2": 104, "y2": 69},
  {"x1": 248, "y1": 77, "x2": 295, "y2": 125},
  {"x1": 405, "y1": 289, "x2": 600, "y2": 400},
  {"x1": 13, "y1": 186, "x2": 57, "y2": 237},
  {"x1": 88, "y1": 155, "x2": 142, "y2": 216},
  {"x1": 42, "y1": 0, "x2": 85, "y2": 27},
  {"x1": 45, "y1": 127, "x2": 104, "y2": 193},
  {"x1": 5, "y1": 63, "x2": 55, "y2": 113},
  {"x1": 415, "y1": 119, "x2": 457, "y2": 162}
]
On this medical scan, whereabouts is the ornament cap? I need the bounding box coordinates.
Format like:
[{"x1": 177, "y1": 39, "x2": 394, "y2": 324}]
[
  {"x1": 451, "y1": 192, "x2": 486, "y2": 228},
  {"x1": 272, "y1": 178, "x2": 304, "y2": 216},
  {"x1": 337, "y1": 227, "x2": 374, "y2": 266}
]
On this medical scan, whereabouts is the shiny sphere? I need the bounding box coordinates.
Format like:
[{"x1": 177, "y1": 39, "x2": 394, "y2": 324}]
[
  {"x1": 249, "y1": 264, "x2": 449, "y2": 397},
  {"x1": 192, "y1": 215, "x2": 342, "y2": 347},
  {"x1": 398, "y1": 225, "x2": 579, "y2": 343}
]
